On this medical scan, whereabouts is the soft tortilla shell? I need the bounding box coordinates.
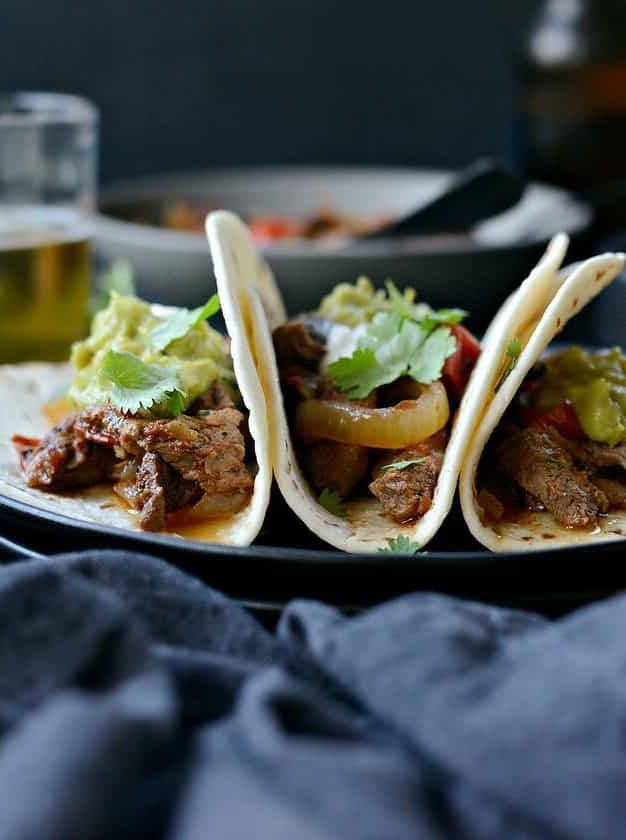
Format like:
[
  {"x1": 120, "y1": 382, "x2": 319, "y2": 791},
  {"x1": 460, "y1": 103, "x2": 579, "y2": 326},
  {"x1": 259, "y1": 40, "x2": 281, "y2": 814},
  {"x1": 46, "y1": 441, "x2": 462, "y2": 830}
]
[
  {"x1": 459, "y1": 251, "x2": 626, "y2": 552},
  {"x1": 0, "y1": 303, "x2": 273, "y2": 547},
  {"x1": 206, "y1": 211, "x2": 571, "y2": 552}
]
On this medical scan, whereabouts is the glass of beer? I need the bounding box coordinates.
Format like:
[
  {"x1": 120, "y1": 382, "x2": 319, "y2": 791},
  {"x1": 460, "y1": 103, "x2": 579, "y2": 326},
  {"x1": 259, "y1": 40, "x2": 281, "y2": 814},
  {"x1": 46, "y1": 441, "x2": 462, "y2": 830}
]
[{"x1": 0, "y1": 92, "x2": 98, "y2": 362}]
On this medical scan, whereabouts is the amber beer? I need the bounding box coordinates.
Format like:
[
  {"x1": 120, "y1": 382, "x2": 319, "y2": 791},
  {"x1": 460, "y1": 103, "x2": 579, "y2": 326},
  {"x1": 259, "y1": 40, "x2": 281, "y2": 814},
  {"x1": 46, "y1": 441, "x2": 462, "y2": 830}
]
[{"x1": 0, "y1": 207, "x2": 90, "y2": 363}]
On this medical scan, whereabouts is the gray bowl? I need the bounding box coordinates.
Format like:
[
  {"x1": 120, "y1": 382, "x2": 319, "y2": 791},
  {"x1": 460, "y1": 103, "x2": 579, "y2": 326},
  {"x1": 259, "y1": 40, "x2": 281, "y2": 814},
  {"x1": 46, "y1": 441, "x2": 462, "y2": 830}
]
[{"x1": 94, "y1": 166, "x2": 592, "y2": 331}]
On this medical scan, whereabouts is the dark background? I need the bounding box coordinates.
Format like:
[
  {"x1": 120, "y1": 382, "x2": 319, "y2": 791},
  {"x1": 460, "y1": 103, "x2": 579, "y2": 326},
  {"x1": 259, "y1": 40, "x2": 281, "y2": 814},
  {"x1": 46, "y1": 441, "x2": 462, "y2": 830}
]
[{"x1": 2, "y1": 0, "x2": 536, "y2": 184}]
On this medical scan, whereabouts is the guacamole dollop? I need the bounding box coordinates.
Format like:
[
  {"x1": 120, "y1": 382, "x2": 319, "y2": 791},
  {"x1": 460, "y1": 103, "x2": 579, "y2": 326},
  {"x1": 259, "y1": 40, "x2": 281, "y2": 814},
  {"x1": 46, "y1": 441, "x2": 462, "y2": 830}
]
[
  {"x1": 318, "y1": 276, "x2": 426, "y2": 326},
  {"x1": 68, "y1": 293, "x2": 234, "y2": 412},
  {"x1": 531, "y1": 346, "x2": 626, "y2": 445}
]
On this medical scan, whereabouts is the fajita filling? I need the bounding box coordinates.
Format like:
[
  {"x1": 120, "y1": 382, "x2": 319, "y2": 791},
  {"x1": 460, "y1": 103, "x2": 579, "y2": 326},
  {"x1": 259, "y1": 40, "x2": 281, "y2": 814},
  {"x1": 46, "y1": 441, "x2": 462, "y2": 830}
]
[
  {"x1": 12, "y1": 292, "x2": 255, "y2": 531},
  {"x1": 477, "y1": 346, "x2": 626, "y2": 530},
  {"x1": 272, "y1": 277, "x2": 481, "y2": 523}
]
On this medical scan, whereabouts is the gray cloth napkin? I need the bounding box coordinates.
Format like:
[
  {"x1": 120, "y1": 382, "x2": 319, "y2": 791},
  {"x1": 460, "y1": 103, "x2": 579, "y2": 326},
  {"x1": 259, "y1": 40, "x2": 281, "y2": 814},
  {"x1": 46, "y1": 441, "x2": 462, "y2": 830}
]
[{"x1": 1, "y1": 549, "x2": 624, "y2": 839}]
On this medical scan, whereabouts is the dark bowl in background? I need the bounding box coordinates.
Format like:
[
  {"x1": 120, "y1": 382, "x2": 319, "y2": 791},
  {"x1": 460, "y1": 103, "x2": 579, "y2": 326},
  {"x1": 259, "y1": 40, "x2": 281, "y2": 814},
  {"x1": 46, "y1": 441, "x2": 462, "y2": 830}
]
[{"x1": 95, "y1": 166, "x2": 592, "y2": 331}]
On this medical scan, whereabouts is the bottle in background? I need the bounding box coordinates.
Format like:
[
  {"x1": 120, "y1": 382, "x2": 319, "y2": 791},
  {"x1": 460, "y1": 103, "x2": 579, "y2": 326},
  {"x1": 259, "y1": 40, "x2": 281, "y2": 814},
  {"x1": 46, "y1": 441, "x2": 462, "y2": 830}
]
[{"x1": 520, "y1": 0, "x2": 626, "y2": 193}]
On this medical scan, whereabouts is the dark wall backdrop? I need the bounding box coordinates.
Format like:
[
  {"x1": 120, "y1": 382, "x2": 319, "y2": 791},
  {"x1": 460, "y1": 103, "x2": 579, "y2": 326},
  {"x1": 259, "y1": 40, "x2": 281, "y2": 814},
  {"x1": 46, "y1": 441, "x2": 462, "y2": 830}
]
[{"x1": 2, "y1": 0, "x2": 536, "y2": 184}]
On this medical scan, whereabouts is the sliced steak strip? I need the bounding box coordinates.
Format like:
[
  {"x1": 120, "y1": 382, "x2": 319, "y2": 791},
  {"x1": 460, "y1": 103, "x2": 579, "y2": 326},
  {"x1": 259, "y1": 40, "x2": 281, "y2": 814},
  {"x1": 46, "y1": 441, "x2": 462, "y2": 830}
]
[
  {"x1": 369, "y1": 430, "x2": 448, "y2": 523},
  {"x1": 591, "y1": 476, "x2": 626, "y2": 510},
  {"x1": 477, "y1": 489, "x2": 505, "y2": 524},
  {"x1": 112, "y1": 453, "x2": 202, "y2": 531},
  {"x1": 134, "y1": 453, "x2": 167, "y2": 531},
  {"x1": 273, "y1": 320, "x2": 326, "y2": 369},
  {"x1": 22, "y1": 415, "x2": 115, "y2": 491},
  {"x1": 497, "y1": 427, "x2": 608, "y2": 529},
  {"x1": 308, "y1": 442, "x2": 369, "y2": 498},
  {"x1": 138, "y1": 408, "x2": 254, "y2": 499},
  {"x1": 76, "y1": 407, "x2": 146, "y2": 457},
  {"x1": 558, "y1": 437, "x2": 626, "y2": 472}
]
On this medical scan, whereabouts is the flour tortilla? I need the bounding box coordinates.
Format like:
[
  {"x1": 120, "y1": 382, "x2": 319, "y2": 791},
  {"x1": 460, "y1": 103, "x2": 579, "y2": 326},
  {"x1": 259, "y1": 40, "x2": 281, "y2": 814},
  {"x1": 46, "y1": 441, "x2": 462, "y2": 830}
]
[
  {"x1": 459, "y1": 250, "x2": 626, "y2": 552},
  {"x1": 207, "y1": 210, "x2": 574, "y2": 552},
  {"x1": 0, "y1": 300, "x2": 272, "y2": 547}
]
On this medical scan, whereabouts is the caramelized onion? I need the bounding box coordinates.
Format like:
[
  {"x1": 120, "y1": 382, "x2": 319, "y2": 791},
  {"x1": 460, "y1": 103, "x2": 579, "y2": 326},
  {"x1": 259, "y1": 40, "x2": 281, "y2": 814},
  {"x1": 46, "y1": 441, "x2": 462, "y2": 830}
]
[{"x1": 294, "y1": 382, "x2": 450, "y2": 449}]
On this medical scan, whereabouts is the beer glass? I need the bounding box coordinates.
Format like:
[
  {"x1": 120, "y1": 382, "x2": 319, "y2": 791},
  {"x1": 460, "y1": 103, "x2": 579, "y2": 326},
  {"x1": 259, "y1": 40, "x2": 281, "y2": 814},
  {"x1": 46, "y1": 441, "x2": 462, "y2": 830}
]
[{"x1": 0, "y1": 92, "x2": 98, "y2": 362}]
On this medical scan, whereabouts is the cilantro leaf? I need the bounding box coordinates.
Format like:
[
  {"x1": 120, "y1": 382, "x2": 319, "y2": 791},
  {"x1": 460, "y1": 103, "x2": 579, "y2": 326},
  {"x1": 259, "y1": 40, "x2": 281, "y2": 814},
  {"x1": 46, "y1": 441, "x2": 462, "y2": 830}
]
[
  {"x1": 90, "y1": 261, "x2": 136, "y2": 314},
  {"x1": 328, "y1": 274, "x2": 466, "y2": 398},
  {"x1": 329, "y1": 313, "x2": 427, "y2": 397},
  {"x1": 407, "y1": 326, "x2": 457, "y2": 383},
  {"x1": 329, "y1": 314, "x2": 456, "y2": 398},
  {"x1": 384, "y1": 280, "x2": 467, "y2": 328},
  {"x1": 495, "y1": 337, "x2": 522, "y2": 392},
  {"x1": 318, "y1": 488, "x2": 346, "y2": 517},
  {"x1": 101, "y1": 350, "x2": 185, "y2": 415},
  {"x1": 167, "y1": 389, "x2": 186, "y2": 417},
  {"x1": 147, "y1": 294, "x2": 221, "y2": 352},
  {"x1": 326, "y1": 348, "x2": 381, "y2": 398},
  {"x1": 380, "y1": 458, "x2": 425, "y2": 472},
  {"x1": 377, "y1": 535, "x2": 420, "y2": 554},
  {"x1": 421, "y1": 308, "x2": 468, "y2": 329}
]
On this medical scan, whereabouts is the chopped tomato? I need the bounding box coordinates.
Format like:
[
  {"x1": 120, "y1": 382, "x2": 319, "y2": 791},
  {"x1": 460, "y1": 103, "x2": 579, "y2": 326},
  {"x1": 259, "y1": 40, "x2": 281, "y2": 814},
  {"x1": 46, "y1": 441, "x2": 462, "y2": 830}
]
[
  {"x1": 11, "y1": 435, "x2": 41, "y2": 470},
  {"x1": 524, "y1": 400, "x2": 584, "y2": 440},
  {"x1": 248, "y1": 216, "x2": 303, "y2": 244},
  {"x1": 11, "y1": 434, "x2": 41, "y2": 450},
  {"x1": 442, "y1": 324, "x2": 481, "y2": 401}
]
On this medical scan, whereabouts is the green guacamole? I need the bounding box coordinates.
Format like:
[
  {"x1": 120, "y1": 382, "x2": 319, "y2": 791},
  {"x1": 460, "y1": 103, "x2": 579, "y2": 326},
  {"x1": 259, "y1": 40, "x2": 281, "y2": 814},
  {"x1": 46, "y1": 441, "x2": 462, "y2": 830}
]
[
  {"x1": 530, "y1": 346, "x2": 626, "y2": 445},
  {"x1": 68, "y1": 293, "x2": 234, "y2": 412},
  {"x1": 318, "y1": 276, "x2": 428, "y2": 326}
]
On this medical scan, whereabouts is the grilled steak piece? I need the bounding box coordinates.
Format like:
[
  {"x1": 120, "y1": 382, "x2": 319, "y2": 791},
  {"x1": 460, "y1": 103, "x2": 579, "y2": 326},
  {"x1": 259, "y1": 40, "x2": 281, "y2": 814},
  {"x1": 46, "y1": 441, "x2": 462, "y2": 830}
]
[
  {"x1": 308, "y1": 442, "x2": 369, "y2": 497},
  {"x1": 134, "y1": 453, "x2": 167, "y2": 531},
  {"x1": 557, "y1": 437, "x2": 626, "y2": 472},
  {"x1": 20, "y1": 401, "x2": 253, "y2": 529},
  {"x1": 281, "y1": 367, "x2": 377, "y2": 407},
  {"x1": 477, "y1": 489, "x2": 505, "y2": 524},
  {"x1": 22, "y1": 415, "x2": 115, "y2": 491},
  {"x1": 497, "y1": 427, "x2": 608, "y2": 529},
  {"x1": 369, "y1": 431, "x2": 448, "y2": 523},
  {"x1": 76, "y1": 408, "x2": 146, "y2": 457},
  {"x1": 138, "y1": 408, "x2": 253, "y2": 499},
  {"x1": 273, "y1": 320, "x2": 326, "y2": 369},
  {"x1": 591, "y1": 476, "x2": 626, "y2": 509},
  {"x1": 112, "y1": 453, "x2": 202, "y2": 531}
]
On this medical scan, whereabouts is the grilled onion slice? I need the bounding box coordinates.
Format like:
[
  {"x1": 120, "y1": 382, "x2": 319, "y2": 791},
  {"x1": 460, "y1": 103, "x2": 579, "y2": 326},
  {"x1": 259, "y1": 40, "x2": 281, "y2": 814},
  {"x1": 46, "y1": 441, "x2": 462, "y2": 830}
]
[{"x1": 294, "y1": 381, "x2": 450, "y2": 449}]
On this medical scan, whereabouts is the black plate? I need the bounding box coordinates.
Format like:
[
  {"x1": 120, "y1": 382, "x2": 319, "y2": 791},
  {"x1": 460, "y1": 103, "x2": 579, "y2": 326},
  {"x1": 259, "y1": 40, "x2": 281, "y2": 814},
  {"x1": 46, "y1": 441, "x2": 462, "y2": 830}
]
[
  {"x1": 3, "y1": 278, "x2": 626, "y2": 617},
  {"x1": 2, "y1": 488, "x2": 625, "y2": 618}
]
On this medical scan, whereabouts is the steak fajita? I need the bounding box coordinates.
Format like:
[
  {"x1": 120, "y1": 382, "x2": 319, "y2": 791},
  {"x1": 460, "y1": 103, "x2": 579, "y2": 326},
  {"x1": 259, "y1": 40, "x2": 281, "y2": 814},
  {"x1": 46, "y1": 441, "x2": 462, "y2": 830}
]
[
  {"x1": 206, "y1": 211, "x2": 573, "y2": 553},
  {"x1": 3, "y1": 289, "x2": 272, "y2": 546},
  {"x1": 460, "y1": 250, "x2": 626, "y2": 551}
]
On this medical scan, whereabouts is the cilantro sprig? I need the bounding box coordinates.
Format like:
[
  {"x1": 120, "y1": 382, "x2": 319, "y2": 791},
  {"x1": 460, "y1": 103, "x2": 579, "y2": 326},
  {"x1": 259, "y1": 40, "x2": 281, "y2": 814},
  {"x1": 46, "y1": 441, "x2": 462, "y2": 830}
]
[
  {"x1": 147, "y1": 294, "x2": 221, "y2": 352},
  {"x1": 380, "y1": 458, "x2": 425, "y2": 472},
  {"x1": 327, "y1": 281, "x2": 464, "y2": 399},
  {"x1": 328, "y1": 312, "x2": 456, "y2": 398},
  {"x1": 318, "y1": 488, "x2": 346, "y2": 518},
  {"x1": 495, "y1": 338, "x2": 521, "y2": 392},
  {"x1": 377, "y1": 535, "x2": 420, "y2": 554},
  {"x1": 101, "y1": 350, "x2": 185, "y2": 415},
  {"x1": 384, "y1": 280, "x2": 467, "y2": 328}
]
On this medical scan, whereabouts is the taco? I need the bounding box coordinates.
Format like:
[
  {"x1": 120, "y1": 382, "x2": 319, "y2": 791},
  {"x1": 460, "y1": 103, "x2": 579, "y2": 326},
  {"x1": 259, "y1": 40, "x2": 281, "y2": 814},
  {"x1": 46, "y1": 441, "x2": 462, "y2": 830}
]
[
  {"x1": 1, "y1": 287, "x2": 272, "y2": 546},
  {"x1": 459, "y1": 250, "x2": 626, "y2": 551},
  {"x1": 207, "y1": 210, "x2": 572, "y2": 552}
]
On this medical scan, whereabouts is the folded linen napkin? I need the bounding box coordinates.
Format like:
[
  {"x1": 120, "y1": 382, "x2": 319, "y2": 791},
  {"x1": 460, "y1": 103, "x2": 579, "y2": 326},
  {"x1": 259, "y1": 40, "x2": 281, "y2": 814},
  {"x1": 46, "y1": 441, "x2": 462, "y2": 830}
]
[{"x1": 0, "y1": 549, "x2": 624, "y2": 840}]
